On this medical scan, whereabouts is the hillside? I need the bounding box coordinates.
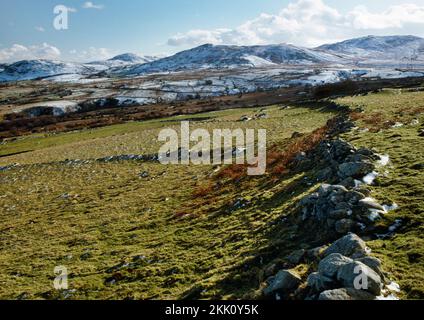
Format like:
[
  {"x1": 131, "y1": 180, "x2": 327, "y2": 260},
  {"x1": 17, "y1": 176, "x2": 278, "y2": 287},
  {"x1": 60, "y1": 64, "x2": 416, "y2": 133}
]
[
  {"x1": 109, "y1": 43, "x2": 341, "y2": 76},
  {"x1": 0, "y1": 86, "x2": 422, "y2": 300},
  {"x1": 1, "y1": 36, "x2": 424, "y2": 82},
  {"x1": 318, "y1": 35, "x2": 424, "y2": 65}
]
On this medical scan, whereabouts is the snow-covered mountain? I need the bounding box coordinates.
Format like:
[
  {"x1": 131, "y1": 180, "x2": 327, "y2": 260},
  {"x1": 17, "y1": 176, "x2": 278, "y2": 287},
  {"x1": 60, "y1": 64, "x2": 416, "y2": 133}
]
[
  {"x1": 0, "y1": 53, "x2": 159, "y2": 82},
  {"x1": 317, "y1": 35, "x2": 424, "y2": 64},
  {"x1": 2, "y1": 36, "x2": 424, "y2": 82},
  {"x1": 0, "y1": 60, "x2": 102, "y2": 82},
  {"x1": 88, "y1": 53, "x2": 158, "y2": 69},
  {"x1": 109, "y1": 43, "x2": 342, "y2": 76}
]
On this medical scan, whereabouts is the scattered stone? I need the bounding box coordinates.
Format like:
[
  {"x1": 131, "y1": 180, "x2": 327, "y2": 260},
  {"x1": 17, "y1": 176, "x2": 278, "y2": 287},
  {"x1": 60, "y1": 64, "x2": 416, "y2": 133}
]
[
  {"x1": 318, "y1": 288, "x2": 376, "y2": 300},
  {"x1": 80, "y1": 252, "x2": 92, "y2": 261},
  {"x1": 411, "y1": 163, "x2": 424, "y2": 170},
  {"x1": 291, "y1": 132, "x2": 303, "y2": 139},
  {"x1": 256, "y1": 113, "x2": 268, "y2": 119},
  {"x1": 263, "y1": 270, "x2": 302, "y2": 297},
  {"x1": 139, "y1": 171, "x2": 149, "y2": 178}
]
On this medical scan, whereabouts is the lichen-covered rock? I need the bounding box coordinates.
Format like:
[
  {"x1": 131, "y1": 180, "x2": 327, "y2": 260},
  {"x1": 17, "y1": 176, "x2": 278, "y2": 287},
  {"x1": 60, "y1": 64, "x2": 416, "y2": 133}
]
[
  {"x1": 357, "y1": 256, "x2": 383, "y2": 276},
  {"x1": 336, "y1": 261, "x2": 382, "y2": 296},
  {"x1": 307, "y1": 272, "x2": 335, "y2": 293},
  {"x1": 318, "y1": 288, "x2": 376, "y2": 300},
  {"x1": 318, "y1": 253, "x2": 353, "y2": 279},
  {"x1": 324, "y1": 233, "x2": 370, "y2": 259},
  {"x1": 263, "y1": 270, "x2": 302, "y2": 297},
  {"x1": 338, "y1": 162, "x2": 375, "y2": 180}
]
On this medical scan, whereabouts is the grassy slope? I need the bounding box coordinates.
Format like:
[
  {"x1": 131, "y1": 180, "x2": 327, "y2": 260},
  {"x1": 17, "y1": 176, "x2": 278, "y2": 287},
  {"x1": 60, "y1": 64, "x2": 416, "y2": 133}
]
[
  {"x1": 337, "y1": 89, "x2": 424, "y2": 299},
  {"x1": 0, "y1": 105, "x2": 335, "y2": 299},
  {"x1": 0, "y1": 89, "x2": 422, "y2": 300}
]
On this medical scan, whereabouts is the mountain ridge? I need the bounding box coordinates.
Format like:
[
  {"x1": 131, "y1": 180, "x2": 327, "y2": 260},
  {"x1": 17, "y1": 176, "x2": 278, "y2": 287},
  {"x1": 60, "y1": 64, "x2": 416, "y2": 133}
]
[{"x1": 1, "y1": 35, "x2": 424, "y2": 82}]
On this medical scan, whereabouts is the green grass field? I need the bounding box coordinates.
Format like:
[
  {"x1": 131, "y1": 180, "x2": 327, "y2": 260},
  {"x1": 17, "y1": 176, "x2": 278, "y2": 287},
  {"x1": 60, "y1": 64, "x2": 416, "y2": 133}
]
[{"x1": 0, "y1": 89, "x2": 423, "y2": 299}]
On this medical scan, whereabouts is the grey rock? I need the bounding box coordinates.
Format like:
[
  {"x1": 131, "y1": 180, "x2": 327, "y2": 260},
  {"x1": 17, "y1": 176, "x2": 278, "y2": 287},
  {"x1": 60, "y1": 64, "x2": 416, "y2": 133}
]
[
  {"x1": 318, "y1": 288, "x2": 376, "y2": 300},
  {"x1": 318, "y1": 253, "x2": 353, "y2": 279},
  {"x1": 338, "y1": 162, "x2": 374, "y2": 179},
  {"x1": 263, "y1": 270, "x2": 302, "y2": 296},
  {"x1": 345, "y1": 190, "x2": 366, "y2": 203},
  {"x1": 316, "y1": 167, "x2": 334, "y2": 181},
  {"x1": 139, "y1": 171, "x2": 149, "y2": 178},
  {"x1": 286, "y1": 249, "x2": 306, "y2": 265},
  {"x1": 329, "y1": 209, "x2": 351, "y2": 220},
  {"x1": 324, "y1": 234, "x2": 370, "y2": 259},
  {"x1": 307, "y1": 272, "x2": 335, "y2": 293},
  {"x1": 359, "y1": 199, "x2": 385, "y2": 211},
  {"x1": 319, "y1": 184, "x2": 348, "y2": 197},
  {"x1": 335, "y1": 219, "x2": 356, "y2": 234},
  {"x1": 357, "y1": 256, "x2": 383, "y2": 277},
  {"x1": 337, "y1": 261, "x2": 382, "y2": 296},
  {"x1": 291, "y1": 132, "x2": 303, "y2": 139},
  {"x1": 306, "y1": 246, "x2": 327, "y2": 259}
]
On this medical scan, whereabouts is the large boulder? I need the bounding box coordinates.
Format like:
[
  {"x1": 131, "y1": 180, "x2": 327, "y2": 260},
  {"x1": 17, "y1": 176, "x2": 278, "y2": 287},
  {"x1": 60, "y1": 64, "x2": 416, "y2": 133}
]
[
  {"x1": 324, "y1": 233, "x2": 370, "y2": 259},
  {"x1": 318, "y1": 288, "x2": 376, "y2": 300},
  {"x1": 336, "y1": 261, "x2": 382, "y2": 296},
  {"x1": 338, "y1": 162, "x2": 375, "y2": 179},
  {"x1": 263, "y1": 270, "x2": 302, "y2": 297},
  {"x1": 307, "y1": 272, "x2": 335, "y2": 293},
  {"x1": 318, "y1": 253, "x2": 353, "y2": 279},
  {"x1": 357, "y1": 256, "x2": 383, "y2": 276}
]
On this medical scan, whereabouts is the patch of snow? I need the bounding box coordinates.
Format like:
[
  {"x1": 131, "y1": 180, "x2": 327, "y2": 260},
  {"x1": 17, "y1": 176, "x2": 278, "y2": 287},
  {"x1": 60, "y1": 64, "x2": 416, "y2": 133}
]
[
  {"x1": 376, "y1": 294, "x2": 400, "y2": 301},
  {"x1": 383, "y1": 203, "x2": 399, "y2": 212},
  {"x1": 363, "y1": 171, "x2": 379, "y2": 185},
  {"x1": 368, "y1": 209, "x2": 383, "y2": 221},
  {"x1": 354, "y1": 179, "x2": 364, "y2": 188},
  {"x1": 243, "y1": 55, "x2": 275, "y2": 67},
  {"x1": 377, "y1": 154, "x2": 390, "y2": 167},
  {"x1": 387, "y1": 282, "x2": 401, "y2": 293},
  {"x1": 391, "y1": 122, "x2": 404, "y2": 128}
]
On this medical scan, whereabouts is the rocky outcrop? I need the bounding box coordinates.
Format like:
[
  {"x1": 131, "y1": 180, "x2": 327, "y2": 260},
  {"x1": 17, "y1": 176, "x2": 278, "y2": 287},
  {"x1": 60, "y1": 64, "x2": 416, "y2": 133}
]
[
  {"x1": 294, "y1": 137, "x2": 395, "y2": 237},
  {"x1": 263, "y1": 234, "x2": 400, "y2": 301},
  {"x1": 299, "y1": 184, "x2": 389, "y2": 235},
  {"x1": 294, "y1": 138, "x2": 381, "y2": 187}
]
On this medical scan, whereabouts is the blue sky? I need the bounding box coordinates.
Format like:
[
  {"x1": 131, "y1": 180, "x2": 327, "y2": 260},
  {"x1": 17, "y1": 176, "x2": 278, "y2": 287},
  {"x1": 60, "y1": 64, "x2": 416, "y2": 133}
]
[{"x1": 0, "y1": 0, "x2": 424, "y2": 62}]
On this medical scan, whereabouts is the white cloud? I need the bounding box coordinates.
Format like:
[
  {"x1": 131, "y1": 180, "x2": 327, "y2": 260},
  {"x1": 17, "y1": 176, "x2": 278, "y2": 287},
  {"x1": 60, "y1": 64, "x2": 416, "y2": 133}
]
[
  {"x1": 35, "y1": 26, "x2": 45, "y2": 32},
  {"x1": 0, "y1": 43, "x2": 61, "y2": 62},
  {"x1": 83, "y1": 2, "x2": 104, "y2": 10},
  {"x1": 66, "y1": 6, "x2": 77, "y2": 13},
  {"x1": 68, "y1": 47, "x2": 115, "y2": 62},
  {"x1": 0, "y1": 44, "x2": 117, "y2": 63},
  {"x1": 167, "y1": 0, "x2": 424, "y2": 48}
]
